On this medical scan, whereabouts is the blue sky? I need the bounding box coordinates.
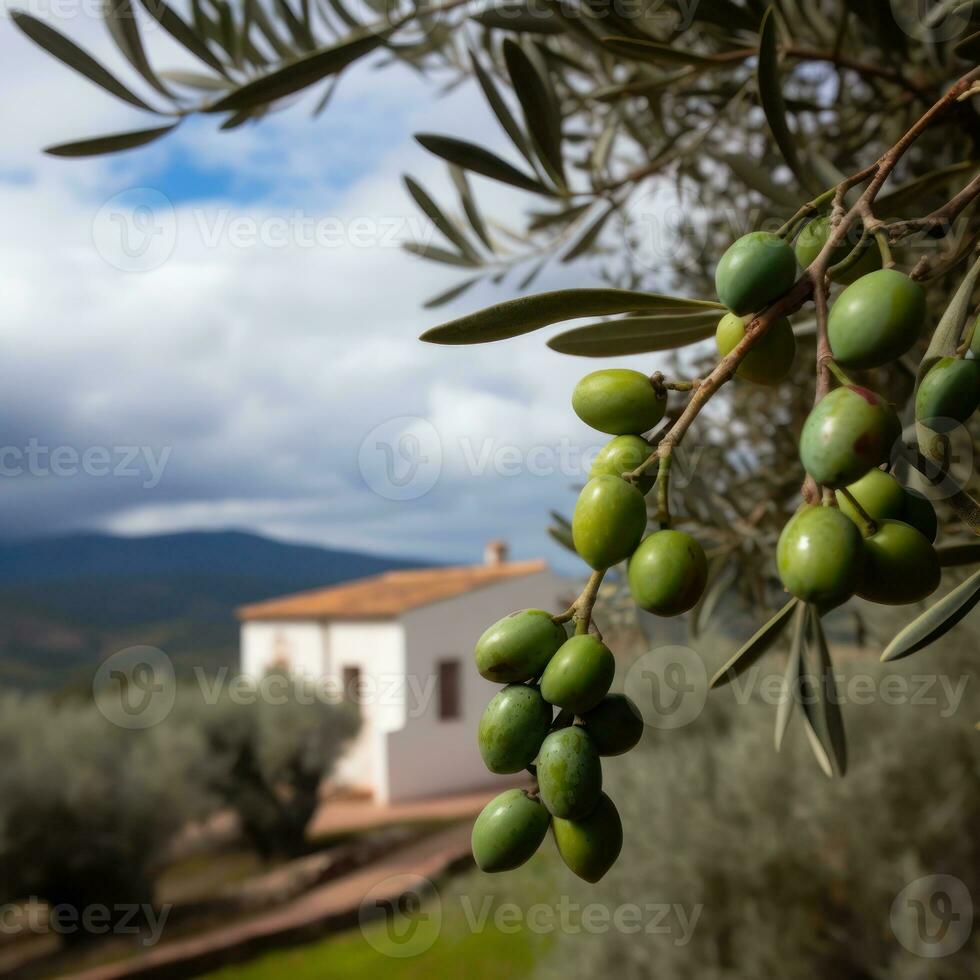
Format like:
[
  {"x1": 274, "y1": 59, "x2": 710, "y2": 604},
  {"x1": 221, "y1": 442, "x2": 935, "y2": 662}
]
[{"x1": 0, "y1": 8, "x2": 674, "y2": 573}]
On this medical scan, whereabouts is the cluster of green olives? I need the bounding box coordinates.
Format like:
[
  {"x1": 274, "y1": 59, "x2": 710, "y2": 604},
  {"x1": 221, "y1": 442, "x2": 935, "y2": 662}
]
[
  {"x1": 471, "y1": 610, "x2": 643, "y2": 881},
  {"x1": 713, "y1": 225, "x2": 979, "y2": 610},
  {"x1": 570, "y1": 369, "x2": 709, "y2": 610}
]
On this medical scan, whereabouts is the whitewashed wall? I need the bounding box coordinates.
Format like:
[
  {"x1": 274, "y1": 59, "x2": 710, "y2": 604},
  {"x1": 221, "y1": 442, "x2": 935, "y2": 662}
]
[
  {"x1": 384, "y1": 570, "x2": 569, "y2": 803},
  {"x1": 240, "y1": 620, "x2": 327, "y2": 678},
  {"x1": 327, "y1": 621, "x2": 404, "y2": 796},
  {"x1": 239, "y1": 569, "x2": 572, "y2": 804}
]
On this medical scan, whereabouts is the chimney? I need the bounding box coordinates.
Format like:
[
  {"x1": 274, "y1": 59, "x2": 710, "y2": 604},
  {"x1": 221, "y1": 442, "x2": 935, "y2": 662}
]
[{"x1": 484, "y1": 539, "x2": 508, "y2": 566}]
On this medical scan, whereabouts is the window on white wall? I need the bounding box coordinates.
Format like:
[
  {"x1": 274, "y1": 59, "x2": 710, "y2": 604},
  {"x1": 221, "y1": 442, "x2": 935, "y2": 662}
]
[
  {"x1": 342, "y1": 666, "x2": 362, "y2": 703},
  {"x1": 437, "y1": 660, "x2": 461, "y2": 721}
]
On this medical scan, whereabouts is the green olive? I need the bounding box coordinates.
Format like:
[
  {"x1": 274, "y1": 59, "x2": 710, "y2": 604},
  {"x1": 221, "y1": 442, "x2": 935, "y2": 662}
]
[
  {"x1": 536, "y1": 725, "x2": 602, "y2": 820},
  {"x1": 552, "y1": 792, "x2": 623, "y2": 883},
  {"x1": 834, "y1": 468, "x2": 905, "y2": 527},
  {"x1": 572, "y1": 475, "x2": 648, "y2": 570},
  {"x1": 715, "y1": 232, "x2": 797, "y2": 315},
  {"x1": 970, "y1": 314, "x2": 980, "y2": 358},
  {"x1": 902, "y1": 488, "x2": 938, "y2": 543},
  {"x1": 828, "y1": 270, "x2": 925, "y2": 369},
  {"x1": 793, "y1": 216, "x2": 881, "y2": 284},
  {"x1": 540, "y1": 635, "x2": 615, "y2": 714},
  {"x1": 915, "y1": 356, "x2": 980, "y2": 428},
  {"x1": 474, "y1": 609, "x2": 566, "y2": 683},
  {"x1": 478, "y1": 684, "x2": 553, "y2": 774},
  {"x1": 627, "y1": 529, "x2": 708, "y2": 616},
  {"x1": 777, "y1": 506, "x2": 864, "y2": 608},
  {"x1": 857, "y1": 520, "x2": 941, "y2": 605},
  {"x1": 471, "y1": 789, "x2": 551, "y2": 873},
  {"x1": 715, "y1": 312, "x2": 796, "y2": 384},
  {"x1": 590, "y1": 435, "x2": 655, "y2": 495},
  {"x1": 580, "y1": 694, "x2": 644, "y2": 756},
  {"x1": 572, "y1": 369, "x2": 667, "y2": 436},
  {"x1": 799, "y1": 385, "x2": 901, "y2": 489}
]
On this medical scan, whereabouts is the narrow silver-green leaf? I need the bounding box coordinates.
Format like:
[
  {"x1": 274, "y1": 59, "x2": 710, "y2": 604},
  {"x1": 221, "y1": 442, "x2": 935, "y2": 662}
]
[
  {"x1": 471, "y1": 2, "x2": 563, "y2": 33},
  {"x1": 44, "y1": 123, "x2": 179, "y2": 157},
  {"x1": 774, "y1": 601, "x2": 806, "y2": 752},
  {"x1": 404, "y1": 176, "x2": 480, "y2": 260},
  {"x1": 709, "y1": 598, "x2": 799, "y2": 689},
  {"x1": 502, "y1": 38, "x2": 564, "y2": 185},
  {"x1": 937, "y1": 543, "x2": 980, "y2": 567},
  {"x1": 11, "y1": 11, "x2": 158, "y2": 112},
  {"x1": 881, "y1": 569, "x2": 980, "y2": 662},
  {"x1": 403, "y1": 242, "x2": 477, "y2": 268},
  {"x1": 722, "y1": 153, "x2": 798, "y2": 207},
  {"x1": 450, "y1": 166, "x2": 494, "y2": 252},
  {"x1": 159, "y1": 69, "x2": 230, "y2": 91},
  {"x1": 600, "y1": 35, "x2": 718, "y2": 66},
  {"x1": 469, "y1": 48, "x2": 533, "y2": 163},
  {"x1": 138, "y1": 0, "x2": 230, "y2": 77},
  {"x1": 561, "y1": 203, "x2": 615, "y2": 263},
  {"x1": 423, "y1": 277, "x2": 481, "y2": 309},
  {"x1": 756, "y1": 7, "x2": 808, "y2": 189},
  {"x1": 806, "y1": 607, "x2": 847, "y2": 776},
  {"x1": 422, "y1": 289, "x2": 720, "y2": 345},
  {"x1": 104, "y1": 0, "x2": 175, "y2": 99},
  {"x1": 206, "y1": 29, "x2": 387, "y2": 113},
  {"x1": 415, "y1": 134, "x2": 554, "y2": 196},
  {"x1": 547, "y1": 312, "x2": 719, "y2": 356}
]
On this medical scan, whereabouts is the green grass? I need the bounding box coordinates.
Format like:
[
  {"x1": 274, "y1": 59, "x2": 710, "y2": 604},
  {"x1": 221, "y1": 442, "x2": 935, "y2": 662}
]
[{"x1": 204, "y1": 850, "x2": 560, "y2": 980}]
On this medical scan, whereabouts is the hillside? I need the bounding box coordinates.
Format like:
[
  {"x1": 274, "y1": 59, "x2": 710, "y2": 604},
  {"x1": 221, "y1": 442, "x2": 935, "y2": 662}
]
[{"x1": 0, "y1": 531, "x2": 431, "y2": 690}]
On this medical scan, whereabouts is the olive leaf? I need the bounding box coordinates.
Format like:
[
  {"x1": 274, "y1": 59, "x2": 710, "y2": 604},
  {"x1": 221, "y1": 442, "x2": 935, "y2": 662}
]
[
  {"x1": 423, "y1": 277, "x2": 481, "y2": 309},
  {"x1": 803, "y1": 608, "x2": 847, "y2": 776},
  {"x1": 11, "y1": 11, "x2": 159, "y2": 112},
  {"x1": 547, "y1": 312, "x2": 720, "y2": 357},
  {"x1": 206, "y1": 29, "x2": 389, "y2": 113},
  {"x1": 449, "y1": 167, "x2": 494, "y2": 252},
  {"x1": 722, "y1": 153, "x2": 799, "y2": 207},
  {"x1": 953, "y1": 30, "x2": 980, "y2": 60},
  {"x1": 103, "y1": 0, "x2": 175, "y2": 100},
  {"x1": 756, "y1": 7, "x2": 812, "y2": 192},
  {"x1": 881, "y1": 569, "x2": 980, "y2": 663},
  {"x1": 415, "y1": 134, "x2": 554, "y2": 197},
  {"x1": 138, "y1": 0, "x2": 230, "y2": 77},
  {"x1": 709, "y1": 598, "x2": 799, "y2": 689},
  {"x1": 403, "y1": 242, "x2": 477, "y2": 268},
  {"x1": 937, "y1": 543, "x2": 980, "y2": 567},
  {"x1": 774, "y1": 601, "x2": 806, "y2": 752},
  {"x1": 471, "y1": 2, "x2": 563, "y2": 34},
  {"x1": 44, "y1": 124, "x2": 180, "y2": 157},
  {"x1": 421, "y1": 290, "x2": 722, "y2": 345},
  {"x1": 561, "y1": 203, "x2": 616, "y2": 263},
  {"x1": 502, "y1": 39, "x2": 565, "y2": 186},
  {"x1": 469, "y1": 48, "x2": 534, "y2": 163},
  {"x1": 600, "y1": 36, "x2": 719, "y2": 66},
  {"x1": 403, "y1": 176, "x2": 480, "y2": 261}
]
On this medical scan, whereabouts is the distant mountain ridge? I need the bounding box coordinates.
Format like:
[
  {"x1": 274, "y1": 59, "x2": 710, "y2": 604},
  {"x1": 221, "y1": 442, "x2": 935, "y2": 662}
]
[{"x1": 0, "y1": 530, "x2": 432, "y2": 690}]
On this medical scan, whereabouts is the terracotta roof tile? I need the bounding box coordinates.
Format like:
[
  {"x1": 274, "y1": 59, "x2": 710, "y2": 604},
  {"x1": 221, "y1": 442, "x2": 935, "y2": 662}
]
[{"x1": 236, "y1": 560, "x2": 548, "y2": 621}]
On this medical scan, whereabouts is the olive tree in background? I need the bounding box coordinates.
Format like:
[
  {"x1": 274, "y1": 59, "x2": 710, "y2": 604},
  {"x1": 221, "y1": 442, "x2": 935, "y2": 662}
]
[
  {"x1": 177, "y1": 674, "x2": 360, "y2": 858},
  {"x1": 0, "y1": 691, "x2": 213, "y2": 927}
]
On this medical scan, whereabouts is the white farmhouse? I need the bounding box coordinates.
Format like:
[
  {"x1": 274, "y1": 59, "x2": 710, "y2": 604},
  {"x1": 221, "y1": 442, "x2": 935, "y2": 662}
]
[{"x1": 238, "y1": 543, "x2": 569, "y2": 804}]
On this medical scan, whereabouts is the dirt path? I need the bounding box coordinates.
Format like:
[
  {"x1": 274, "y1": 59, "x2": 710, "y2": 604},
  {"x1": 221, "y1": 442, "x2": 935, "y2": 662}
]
[{"x1": 68, "y1": 821, "x2": 474, "y2": 980}]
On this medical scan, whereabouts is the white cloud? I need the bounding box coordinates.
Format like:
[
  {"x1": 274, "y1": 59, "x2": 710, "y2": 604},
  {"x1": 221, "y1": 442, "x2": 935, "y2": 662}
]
[{"x1": 0, "y1": 10, "x2": 688, "y2": 572}]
